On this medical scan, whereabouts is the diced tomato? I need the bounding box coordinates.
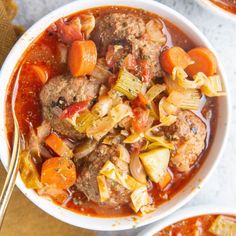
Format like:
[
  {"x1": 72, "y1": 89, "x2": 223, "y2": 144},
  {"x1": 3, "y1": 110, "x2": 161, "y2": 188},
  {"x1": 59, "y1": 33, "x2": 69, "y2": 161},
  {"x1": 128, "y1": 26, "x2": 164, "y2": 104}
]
[
  {"x1": 108, "y1": 74, "x2": 117, "y2": 87},
  {"x1": 131, "y1": 93, "x2": 148, "y2": 108},
  {"x1": 138, "y1": 59, "x2": 152, "y2": 84},
  {"x1": 123, "y1": 54, "x2": 137, "y2": 71},
  {"x1": 132, "y1": 107, "x2": 150, "y2": 132},
  {"x1": 60, "y1": 100, "x2": 89, "y2": 119},
  {"x1": 55, "y1": 18, "x2": 83, "y2": 44},
  {"x1": 105, "y1": 45, "x2": 116, "y2": 68}
]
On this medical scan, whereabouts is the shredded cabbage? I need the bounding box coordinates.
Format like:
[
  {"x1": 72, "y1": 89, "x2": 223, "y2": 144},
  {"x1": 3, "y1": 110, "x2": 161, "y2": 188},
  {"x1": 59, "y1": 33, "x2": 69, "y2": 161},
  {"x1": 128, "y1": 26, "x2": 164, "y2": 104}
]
[
  {"x1": 145, "y1": 84, "x2": 166, "y2": 102},
  {"x1": 87, "y1": 104, "x2": 132, "y2": 140},
  {"x1": 145, "y1": 126, "x2": 175, "y2": 150},
  {"x1": 19, "y1": 150, "x2": 42, "y2": 189},
  {"x1": 117, "y1": 144, "x2": 130, "y2": 163},
  {"x1": 159, "y1": 97, "x2": 177, "y2": 126},
  {"x1": 97, "y1": 175, "x2": 110, "y2": 202},
  {"x1": 124, "y1": 133, "x2": 144, "y2": 144},
  {"x1": 91, "y1": 96, "x2": 113, "y2": 117},
  {"x1": 140, "y1": 204, "x2": 156, "y2": 215},
  {"x1": 86, "y1": 116, "x2": 114, "y2": 141},
  {"x1": 100, "y1": 160, "x2": 144, "y2": 191},
  {"x1": 91, "y1": 63, "x2": 113, "y2": 82},
  {"x1": 130, "y1": 186, "x2": 150, "y2": 213},
  {"x1": 172, "y1": 67, "x2": 205, "y2": 89},
  {"x1": 109, "y1": 103, "x2": 133, "y2": 123}
]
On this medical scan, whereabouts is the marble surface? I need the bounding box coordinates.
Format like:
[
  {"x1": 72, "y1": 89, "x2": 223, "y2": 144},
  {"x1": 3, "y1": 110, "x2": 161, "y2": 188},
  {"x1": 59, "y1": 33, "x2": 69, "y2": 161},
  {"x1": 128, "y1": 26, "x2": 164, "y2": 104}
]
[{"x1": 14, "y1": 0, "x2": 236, "y2": 235}]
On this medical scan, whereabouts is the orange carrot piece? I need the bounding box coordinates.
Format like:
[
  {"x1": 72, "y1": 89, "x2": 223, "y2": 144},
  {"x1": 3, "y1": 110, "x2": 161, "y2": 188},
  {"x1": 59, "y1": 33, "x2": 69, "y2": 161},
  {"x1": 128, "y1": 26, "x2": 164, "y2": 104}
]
[
  {"x1": 45, "y1": 133, "x2": 72, "y2": 158},
  {"x1": 68, "y1": 40, "x2": 97, "y2": 77},
  {"x1": 160, "y1": 46, "x2": 192, "y2": 74},
  {"x1": 158, "y1": 169, "x2": 172, "y2": 190},
  {"x1": 41, "y1": 157, "x2": 76, "y2": 189},
  {"x1": 186, "y1": 47, "x2": 217, "y2": 77},
  {"x1": 31, "y1": 65, "x2": 49, "y2": 84}
]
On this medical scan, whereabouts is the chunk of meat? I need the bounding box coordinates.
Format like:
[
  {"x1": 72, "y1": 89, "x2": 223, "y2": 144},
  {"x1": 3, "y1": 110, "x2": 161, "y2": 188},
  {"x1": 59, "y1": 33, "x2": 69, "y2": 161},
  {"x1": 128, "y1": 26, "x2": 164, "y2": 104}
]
[
  {"x1": 76, "y1": 144, "x2": 131, "y2": 207},
  {"x1": 91, "y1": 13, "x2": 164, "y2": 79},
  {"x1": 91, "y1": 13, "x2": 145, "y2": 56},
  {"x1": 132, "y1": 37, "x2": 163, "y2": 78},
  {"x1": 40, "y1": 75, "x2": 100, "y2": 139},
  {"x1": 162, "y1": 111, "x2": 207, "y2": 172}
]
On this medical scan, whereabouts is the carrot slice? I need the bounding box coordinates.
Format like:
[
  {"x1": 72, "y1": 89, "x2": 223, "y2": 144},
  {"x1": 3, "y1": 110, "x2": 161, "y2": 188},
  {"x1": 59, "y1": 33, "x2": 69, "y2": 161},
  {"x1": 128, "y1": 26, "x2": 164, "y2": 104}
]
[
  {"x1": 68, "y1": 40, "x2": 97, "y2": 77},
  {"x1": 45, "y1": 133, "x2": 72, "y2": 158},
  {"x1": 160, "y1": 46, "x2": 192, "y2": 74},
  {"x1": 158, "y1": 169, "x2": 172, "y2": 190},
  {"x1": 186, "y1": 47, "x2": 217, "y2": 77},
  {"x1": 41, "y1": 157, "x2": 76, "y2": 189}
]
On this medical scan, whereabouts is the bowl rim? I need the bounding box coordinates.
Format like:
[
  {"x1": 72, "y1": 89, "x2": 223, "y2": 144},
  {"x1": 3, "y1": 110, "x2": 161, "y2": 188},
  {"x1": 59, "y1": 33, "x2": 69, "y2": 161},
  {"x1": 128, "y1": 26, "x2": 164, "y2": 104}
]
[
  {"x1": 0, "y1": 0, "x2": 231, "y2": 231},
  {"x1": 196, "y1": 0, "x2": 236, "y2": 22},
  {"x1": 138, "y1": 205, "x2": 236, "y2": 236}
]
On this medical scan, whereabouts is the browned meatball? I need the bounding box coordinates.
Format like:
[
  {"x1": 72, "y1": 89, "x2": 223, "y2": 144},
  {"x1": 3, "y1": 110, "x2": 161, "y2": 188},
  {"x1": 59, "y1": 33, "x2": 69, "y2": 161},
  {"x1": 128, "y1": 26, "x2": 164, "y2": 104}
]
[
  {"x1": 91, "y1": 13, "x2": 164, "y2": 78},
  {"x1": 40, "y1": 75, "x2": 100, "y2": 139},
  {"x1": 76, "y1": 144, "x2": 131, "y2": 207},
  {"x1": 91, "y1": 13, "x2": 146, "y2": 56},
  {"x1": 132, "y1": 37, "x2": 163, "y2": 78},
  {"x1": 163, "y1": 110, "x2": 207, "y2": 172}
]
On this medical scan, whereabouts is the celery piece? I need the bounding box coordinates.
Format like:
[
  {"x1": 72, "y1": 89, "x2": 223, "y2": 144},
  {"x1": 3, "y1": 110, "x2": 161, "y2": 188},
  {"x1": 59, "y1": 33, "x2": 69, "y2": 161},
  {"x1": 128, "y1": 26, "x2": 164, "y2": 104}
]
[
  {"x1": 113, "y1": 68, "x2": 142, "y2": 99},
  {"x1": 68, "y1": 111, "x2": 95, "y2": 133}
]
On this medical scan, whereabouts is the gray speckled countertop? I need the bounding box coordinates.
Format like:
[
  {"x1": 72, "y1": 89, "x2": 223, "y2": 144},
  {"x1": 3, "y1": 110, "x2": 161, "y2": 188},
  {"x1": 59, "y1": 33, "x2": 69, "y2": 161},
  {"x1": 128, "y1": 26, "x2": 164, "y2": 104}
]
[{"x1": 14, "y1": 0, "x2": 236, "y2": 235}]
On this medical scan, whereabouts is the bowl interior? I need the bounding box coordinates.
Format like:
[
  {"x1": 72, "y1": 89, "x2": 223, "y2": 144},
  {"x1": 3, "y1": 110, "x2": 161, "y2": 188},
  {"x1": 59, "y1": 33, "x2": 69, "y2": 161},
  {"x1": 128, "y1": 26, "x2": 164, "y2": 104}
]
[
  {"x1": 138, "y1": 205, "x2": 236, "y2": 236},
  {"x1": 0, "y1": 0, "x2": 230, "y2": 231}
]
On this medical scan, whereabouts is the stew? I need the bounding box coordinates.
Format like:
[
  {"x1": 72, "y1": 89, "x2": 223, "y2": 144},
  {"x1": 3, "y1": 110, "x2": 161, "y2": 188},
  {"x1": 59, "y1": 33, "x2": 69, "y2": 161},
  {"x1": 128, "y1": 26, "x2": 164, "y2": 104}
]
[
  {"x1": 5, "y1": 6, "x2": 224, "y2": 217},
  {"x1": 155, "y1": 214, "x2": 236, "y2": 235},
  {"x1": 208, "y1": 0, "x2": 236, "y2": 14}
]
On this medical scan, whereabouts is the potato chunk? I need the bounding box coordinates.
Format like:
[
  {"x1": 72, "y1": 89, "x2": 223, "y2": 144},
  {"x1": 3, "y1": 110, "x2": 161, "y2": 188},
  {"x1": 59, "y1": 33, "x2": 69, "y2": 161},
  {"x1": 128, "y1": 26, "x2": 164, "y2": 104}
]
[{"x1": 139, "y1": 148, "x2": 170, "y2": 183}]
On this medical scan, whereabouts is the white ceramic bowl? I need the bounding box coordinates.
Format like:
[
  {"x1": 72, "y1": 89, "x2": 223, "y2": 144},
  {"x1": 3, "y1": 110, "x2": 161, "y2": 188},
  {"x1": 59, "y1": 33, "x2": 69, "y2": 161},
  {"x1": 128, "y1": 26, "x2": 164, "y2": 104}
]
[
  {"x1": 196, "y1": 0, "x2": 236, "y2": 21},
  {"x1": 138, "y1": 205, "x2": 236, "y2": 235},
  {"x1": 0, "y1": 0, "x2": 231, "y2": 231}
]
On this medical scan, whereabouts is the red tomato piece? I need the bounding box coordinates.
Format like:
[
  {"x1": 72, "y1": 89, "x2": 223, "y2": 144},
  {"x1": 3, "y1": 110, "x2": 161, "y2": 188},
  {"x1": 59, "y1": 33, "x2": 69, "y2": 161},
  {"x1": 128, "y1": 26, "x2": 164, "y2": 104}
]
[
  {"x1": 55, "y1": 18, "x2": 83, "y2": 44},
  {"x1": 60, "y1": 100, "x2": 89, "y2": 119},
  {"x1": 131, "y1": 93, "x2": 148, "y2": 108},
  {"x1": 123, "y1": 54, "x2": 137, "y2": 71},
  {"x1": 105, "y1": 45, "x2": 116, "y2": 68},
  {"x1": 138, "y1": 59, "x2": 152, "y2": 84},
  {"x1": 132, "y1": 107, "x2": 150, "y2": 132}
]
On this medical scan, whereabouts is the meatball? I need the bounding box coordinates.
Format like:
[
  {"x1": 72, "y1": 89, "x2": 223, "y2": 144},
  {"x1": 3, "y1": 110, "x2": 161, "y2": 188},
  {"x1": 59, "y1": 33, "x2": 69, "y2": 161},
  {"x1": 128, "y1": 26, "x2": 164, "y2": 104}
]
[
  {"x1": 132, "y1": 38, "x2": 163, "y2": 78},
  {"x1": 91, "y1": 13, "x2": 146, "y2": 56},
  {"x1": 91, "y1": 13, "x2": 164, "y2": 78},
  {"x1": 163, "y1": 111, "x2": 207, "y2": 172},
  {"x1": 76, "y1": 144, "x2": 131, "y2": 207},
  {"x1": 40, "y1": 75, "x2": 100, "y2": 139}
]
